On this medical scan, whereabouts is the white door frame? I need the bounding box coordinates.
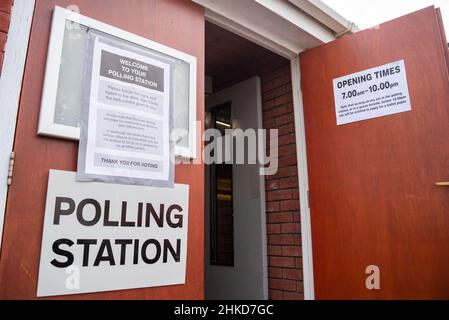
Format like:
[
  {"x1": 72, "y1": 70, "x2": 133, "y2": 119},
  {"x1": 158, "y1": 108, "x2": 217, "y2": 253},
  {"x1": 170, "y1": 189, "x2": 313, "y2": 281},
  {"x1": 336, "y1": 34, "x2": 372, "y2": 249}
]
[
  {"x1": 0, "y1": 0, "x2": 350, "y2": 300},
  {"x1": 290, "y1": 56, "x2": 315, "y2": 300},
  {"x1": 205, "y1": 77, "x2": 268, "y2": 300},
  {"x1": 196, "y1": 1, "x2": 325, "y2": 300},
  {"x1": 0, "y1": 0, "x2": 35, "y2": 251}
]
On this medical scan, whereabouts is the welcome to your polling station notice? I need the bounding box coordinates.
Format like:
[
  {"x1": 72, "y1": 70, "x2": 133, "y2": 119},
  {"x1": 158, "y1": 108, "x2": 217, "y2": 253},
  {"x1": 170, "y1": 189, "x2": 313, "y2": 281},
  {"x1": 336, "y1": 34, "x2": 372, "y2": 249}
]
[
  {"x1": 77, "y1": 33, "x2": 173, "y2": 187},
  {"x1": 333, "y1": 60, "x2": 411, "y2": 125}
]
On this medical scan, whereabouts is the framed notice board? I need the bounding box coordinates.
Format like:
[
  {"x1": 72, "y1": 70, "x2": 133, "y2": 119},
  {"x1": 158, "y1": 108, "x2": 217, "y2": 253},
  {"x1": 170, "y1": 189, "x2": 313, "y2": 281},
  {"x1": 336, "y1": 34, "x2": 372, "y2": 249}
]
[{"x1": 38, "y1": 6, "x2": 197, "y2": 159}]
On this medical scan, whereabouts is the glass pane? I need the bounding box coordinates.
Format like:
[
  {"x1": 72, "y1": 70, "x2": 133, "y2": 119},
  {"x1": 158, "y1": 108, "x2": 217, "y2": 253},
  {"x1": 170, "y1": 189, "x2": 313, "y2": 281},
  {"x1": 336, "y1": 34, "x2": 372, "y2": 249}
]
[
  {"x1": 173, "y1": 59, "x2": 190, "y2": 148},
  {"x1": 54, "y1": 22, "x2": 87, "y2": 127},
  {"x1": 53, "y1": 21, "x2": 191, "y2": 149},
  {"x1": 214, "y1": 164, "x2": 234, "y2": 266},
  {"x1": 210, "y1": 102, "x2": 234, "y2": 266}
]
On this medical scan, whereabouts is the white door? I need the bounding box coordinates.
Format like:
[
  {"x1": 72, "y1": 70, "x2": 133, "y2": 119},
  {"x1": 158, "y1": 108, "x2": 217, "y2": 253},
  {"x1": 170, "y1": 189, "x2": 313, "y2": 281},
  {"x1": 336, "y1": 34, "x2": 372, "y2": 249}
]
[{"x1": 205, "y1": 77, "x2": 268, "y2": 300}]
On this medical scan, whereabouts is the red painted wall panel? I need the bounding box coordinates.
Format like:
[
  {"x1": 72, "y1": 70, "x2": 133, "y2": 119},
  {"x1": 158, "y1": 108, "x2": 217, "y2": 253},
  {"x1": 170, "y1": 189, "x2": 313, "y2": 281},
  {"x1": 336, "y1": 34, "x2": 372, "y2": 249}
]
[
  {"x1": 0, "y1": 0, "x2": 204, "y2": 299},
  {"x1": 0, "y1": 0, "x2": 12, "y2": 73}
]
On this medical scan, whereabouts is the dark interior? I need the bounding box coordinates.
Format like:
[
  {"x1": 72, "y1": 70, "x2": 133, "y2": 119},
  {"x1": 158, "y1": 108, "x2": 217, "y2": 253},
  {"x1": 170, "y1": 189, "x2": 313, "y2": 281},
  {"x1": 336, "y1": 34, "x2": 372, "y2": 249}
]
[{"x1": 205, "y1": 21, "x2": 289, "y2": 92}]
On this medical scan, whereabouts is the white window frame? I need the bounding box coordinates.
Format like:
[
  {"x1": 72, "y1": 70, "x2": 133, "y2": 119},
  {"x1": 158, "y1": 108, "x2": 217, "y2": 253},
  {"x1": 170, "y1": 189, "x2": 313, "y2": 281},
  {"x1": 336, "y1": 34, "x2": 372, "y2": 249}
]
[{"x1": 38, "y1": 6, "x2": 198, "y2": 159}]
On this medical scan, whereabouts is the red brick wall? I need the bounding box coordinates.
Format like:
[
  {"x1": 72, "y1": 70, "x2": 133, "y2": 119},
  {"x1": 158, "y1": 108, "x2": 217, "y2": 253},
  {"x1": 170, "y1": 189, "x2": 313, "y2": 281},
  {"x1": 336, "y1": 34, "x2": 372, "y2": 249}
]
[
  {"x1": 0, "y1": 0, "x2": 12, "y2": 74},
  {"x1": 261, "y1": 63, "x2": 304, "y2": 300}
]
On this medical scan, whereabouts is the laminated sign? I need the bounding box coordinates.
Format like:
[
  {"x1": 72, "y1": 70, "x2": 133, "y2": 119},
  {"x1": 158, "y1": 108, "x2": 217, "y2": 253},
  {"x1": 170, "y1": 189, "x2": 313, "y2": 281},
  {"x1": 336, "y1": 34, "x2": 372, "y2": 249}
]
[
  {"x1": 77, "y1": 31, "x2": 174, "y2": 187},
  {"x1": 333, "y1": 60, "x2": 411, "y2": 125},
  {"x1": 37, "y1": 170, "x2": 189, "y2": 297}
]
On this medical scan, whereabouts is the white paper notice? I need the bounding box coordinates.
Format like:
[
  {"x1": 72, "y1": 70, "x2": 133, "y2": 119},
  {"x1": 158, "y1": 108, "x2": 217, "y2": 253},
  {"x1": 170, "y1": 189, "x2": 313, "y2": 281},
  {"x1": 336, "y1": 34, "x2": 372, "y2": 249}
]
[
  {"x1": 78, "y1": 34, "x2": 173, "y2": 186},
  {"x1": 333, "y1": 60, "x2": 411, "y2": 125}
]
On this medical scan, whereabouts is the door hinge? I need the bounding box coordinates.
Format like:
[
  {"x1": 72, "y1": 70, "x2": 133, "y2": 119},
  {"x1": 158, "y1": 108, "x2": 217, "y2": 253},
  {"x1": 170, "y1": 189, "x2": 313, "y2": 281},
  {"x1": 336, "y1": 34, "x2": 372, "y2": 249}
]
[{"x1": 7, "y1": 152, "x2": 15, "y2": 186}]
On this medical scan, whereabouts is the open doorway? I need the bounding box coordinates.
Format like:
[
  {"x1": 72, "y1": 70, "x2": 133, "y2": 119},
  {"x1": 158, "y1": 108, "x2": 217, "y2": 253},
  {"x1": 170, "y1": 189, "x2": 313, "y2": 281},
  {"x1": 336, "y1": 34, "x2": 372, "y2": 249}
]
[{"x1": 204, "y1": 22, "x2": 299, "y2": 300}]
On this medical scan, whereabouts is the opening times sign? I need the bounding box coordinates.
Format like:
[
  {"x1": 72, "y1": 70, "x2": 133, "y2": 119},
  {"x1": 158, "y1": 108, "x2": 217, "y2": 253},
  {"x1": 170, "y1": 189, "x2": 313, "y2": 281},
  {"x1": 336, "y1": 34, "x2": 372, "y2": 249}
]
[
  {"x1": 77, "y1": 32, "x2": 174, "y2": 187},
  {"x1": 37, "y1": 170, "x2": 189, "y2": 297},
  {"x1": 333, "y1": 60, "x2": 411, "y2": 125}
]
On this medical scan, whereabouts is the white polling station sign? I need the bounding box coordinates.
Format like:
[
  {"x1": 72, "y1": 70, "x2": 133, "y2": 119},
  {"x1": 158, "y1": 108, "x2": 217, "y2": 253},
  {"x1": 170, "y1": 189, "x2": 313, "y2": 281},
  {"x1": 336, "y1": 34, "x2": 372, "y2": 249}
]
[
  {"x1": 333, "y1": 60, "x2": 411, "y2": 125},
  {"x1": 37, "y1": 170, "x2": 189, "y2": 297}
]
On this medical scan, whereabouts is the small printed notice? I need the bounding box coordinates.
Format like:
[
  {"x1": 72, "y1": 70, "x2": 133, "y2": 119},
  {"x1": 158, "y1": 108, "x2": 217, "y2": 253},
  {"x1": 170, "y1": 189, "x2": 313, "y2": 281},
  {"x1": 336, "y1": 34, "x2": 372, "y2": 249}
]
[
  {"x1": 333, "y1": 60, "x2": 411, "y2": 125},
  {"x1": 77, "y1": 32, "x2": 174, "y2": 187}
]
